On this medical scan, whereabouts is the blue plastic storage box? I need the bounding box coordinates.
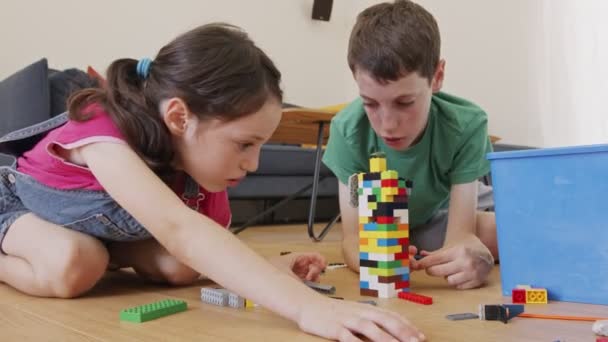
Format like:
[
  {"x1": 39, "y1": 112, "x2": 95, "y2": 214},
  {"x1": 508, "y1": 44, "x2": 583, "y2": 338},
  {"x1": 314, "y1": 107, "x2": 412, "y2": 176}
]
[{"x1": 487, "y1": 144, "x2": 608, "y2": 305}]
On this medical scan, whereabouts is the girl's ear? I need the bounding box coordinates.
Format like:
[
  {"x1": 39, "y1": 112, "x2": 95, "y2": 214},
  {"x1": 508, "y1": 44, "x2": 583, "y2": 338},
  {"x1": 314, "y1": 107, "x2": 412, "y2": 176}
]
[{"x1": 163, "y1": 97, "x2": 193, "y2": 136}]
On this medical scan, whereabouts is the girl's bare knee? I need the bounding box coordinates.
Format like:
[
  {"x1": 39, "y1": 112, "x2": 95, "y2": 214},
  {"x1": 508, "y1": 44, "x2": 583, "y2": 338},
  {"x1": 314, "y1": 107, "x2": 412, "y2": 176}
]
[
  {"x1": 158, "y1": 258, "x2": 200, "y2": 286},
  {"x1": 48, "y1": 237, "x2": 109, "y2": 298}
]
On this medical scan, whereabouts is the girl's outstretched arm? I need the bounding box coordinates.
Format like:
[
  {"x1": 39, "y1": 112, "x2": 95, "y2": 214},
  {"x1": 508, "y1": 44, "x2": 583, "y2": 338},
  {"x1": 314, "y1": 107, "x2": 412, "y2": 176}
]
[{"x1": 80, "y1": 142, "x2": 424, "y2": 342}]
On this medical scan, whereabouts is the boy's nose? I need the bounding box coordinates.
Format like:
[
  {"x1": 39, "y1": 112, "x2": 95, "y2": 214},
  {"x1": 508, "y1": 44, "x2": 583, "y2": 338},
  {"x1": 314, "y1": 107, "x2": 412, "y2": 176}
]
[{"x1": 381, "y1": 110, "x2": 400, "y2": 133}]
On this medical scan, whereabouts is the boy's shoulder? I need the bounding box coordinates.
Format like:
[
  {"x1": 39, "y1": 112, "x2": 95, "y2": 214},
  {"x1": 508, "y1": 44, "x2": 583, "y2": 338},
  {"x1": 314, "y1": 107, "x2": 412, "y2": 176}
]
[
  {"x1": 330, "y1": 98, "x2": 371, "y2": 140},
  {"x1": 431, "y1": 92, "x2": 488, "y2": 130},
  {"x1": 331, "y1": 98, "x2": 366, "y2": 127}
]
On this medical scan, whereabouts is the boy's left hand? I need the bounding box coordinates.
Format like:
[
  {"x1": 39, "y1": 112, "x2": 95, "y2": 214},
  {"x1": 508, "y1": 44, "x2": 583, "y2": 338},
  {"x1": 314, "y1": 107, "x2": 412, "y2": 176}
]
[
  {"x1": 412, "y1": 234, "x2": 494, "y2": 289},
  {"x1": 268, "y1": 252, "x2": 327, "y2": 282}
]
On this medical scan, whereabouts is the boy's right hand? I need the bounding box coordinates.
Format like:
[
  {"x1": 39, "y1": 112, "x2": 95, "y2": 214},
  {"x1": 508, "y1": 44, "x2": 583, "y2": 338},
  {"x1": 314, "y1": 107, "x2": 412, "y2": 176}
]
[
  {"x1": 409, "y1": 236, "x2": 494, "y2": 289},
  {"x1": 297, "y1": 296, "x2": 425, "y2": 342}
]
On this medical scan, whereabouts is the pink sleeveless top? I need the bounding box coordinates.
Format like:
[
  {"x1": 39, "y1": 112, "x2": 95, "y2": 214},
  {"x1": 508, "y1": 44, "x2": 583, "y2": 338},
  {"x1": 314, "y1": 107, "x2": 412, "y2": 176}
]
[{"x1": 17, "y1": 104, "x2": 232, "y2": 228}]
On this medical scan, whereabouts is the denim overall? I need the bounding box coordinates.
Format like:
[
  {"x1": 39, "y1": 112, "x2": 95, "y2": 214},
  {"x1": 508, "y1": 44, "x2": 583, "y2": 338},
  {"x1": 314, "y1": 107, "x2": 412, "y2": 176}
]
[{"x1": 0, "y1": 113, "x2": 201, "y2": 253}]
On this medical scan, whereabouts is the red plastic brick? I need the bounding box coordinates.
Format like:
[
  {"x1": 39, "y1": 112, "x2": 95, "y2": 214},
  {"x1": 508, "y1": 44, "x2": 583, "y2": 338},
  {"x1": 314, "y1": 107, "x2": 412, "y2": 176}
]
[
  {"x1": 394, "y1": 252, "x2": 409, "y2": 260},
  {"x1": 596, "y1": 338, "x2": 608, "y2": 342},
  {"x1": 397, "y1": 238, "x2": 409, "y2": 245},
  {"x1": 381, "y1": 179, "x2": 398, "y2": 187},
  {"x1": 395, "y1": 281, "x2": 410, "y2": 290},
  {"x1": 398, "y1": 291, "x2": 433, "y2": 305},
  {"x1": 512, "y1": 288, "x2": 526, "y2": 303},
  {"x1": 376, "y1": 216, "x2": 395, "y2": 224}
]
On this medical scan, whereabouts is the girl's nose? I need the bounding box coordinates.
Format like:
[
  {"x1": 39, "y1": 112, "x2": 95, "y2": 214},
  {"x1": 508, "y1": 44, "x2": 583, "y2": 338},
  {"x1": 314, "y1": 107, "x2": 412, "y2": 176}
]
[{"x1": 241, "y1": 151, "x2": 259, "y2": 173}]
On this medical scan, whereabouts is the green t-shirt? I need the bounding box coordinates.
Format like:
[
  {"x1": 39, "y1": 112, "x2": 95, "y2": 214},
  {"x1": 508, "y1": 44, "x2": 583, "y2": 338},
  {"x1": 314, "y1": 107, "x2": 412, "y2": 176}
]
[{"x1": 322, "y1": 92, "x2": 492, "y2": 227}]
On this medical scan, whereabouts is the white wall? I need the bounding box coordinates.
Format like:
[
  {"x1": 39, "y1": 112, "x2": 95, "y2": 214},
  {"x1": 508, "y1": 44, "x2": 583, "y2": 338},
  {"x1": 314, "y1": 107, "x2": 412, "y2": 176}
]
[
  {"x1": 415, "y1": 0, "x2": 546, "y2": 147},
  {"x1": 0, "y1": 0, "x2": 357, "y2": 107},
  {"x1": 2, "y1": 0, "x2": 606, "y2": 147}
]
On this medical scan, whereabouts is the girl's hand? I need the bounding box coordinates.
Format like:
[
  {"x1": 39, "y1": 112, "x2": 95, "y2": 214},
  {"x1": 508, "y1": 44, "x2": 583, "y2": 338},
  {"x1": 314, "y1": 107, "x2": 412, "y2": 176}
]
[
  {"x1": 298, "y1": 296, "x2": 425, "y2": 342},
  {"x1": 267, "y1": 252, "x2": 327, "y2": 282}
]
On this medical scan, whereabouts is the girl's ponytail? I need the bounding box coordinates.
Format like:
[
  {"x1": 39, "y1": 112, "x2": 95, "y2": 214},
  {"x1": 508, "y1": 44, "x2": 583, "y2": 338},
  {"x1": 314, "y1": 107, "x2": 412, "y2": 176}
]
[
  {"x1": 68, "y1": 59, "x2": 175, "y2": 179},
  {"x1": 105, "y1": 59, "x2": 175, "y2": 178}
]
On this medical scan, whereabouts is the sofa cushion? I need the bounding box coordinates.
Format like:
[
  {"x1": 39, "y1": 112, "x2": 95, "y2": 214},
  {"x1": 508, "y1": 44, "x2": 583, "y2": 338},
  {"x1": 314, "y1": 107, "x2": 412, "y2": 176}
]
[
  {"x1": 254, "y1": 144, "x2": 335, "y2": 176},
  {"x1": 0, "y1": 58, "x2": 50, "y2": 137},
  {"x1": 48, "y1": 68, "x2": 98, "y2": 117},
  {"x1": 228, "y1": 175, "x2": 338, "y2": 199},
  {"x1": 87, "y1": 66, "x2": 106, "y2": 86}
]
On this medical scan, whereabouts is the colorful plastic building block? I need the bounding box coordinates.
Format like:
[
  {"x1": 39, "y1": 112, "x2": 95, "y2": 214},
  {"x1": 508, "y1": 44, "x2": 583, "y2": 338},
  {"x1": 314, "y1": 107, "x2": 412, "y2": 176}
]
[
  {"x1": 512, "y1": 285, "x2": 548, "y2": 304},
  {"x1": 359, "y1": 153, "x2": 412, "y2": 299},
  {"x1": 227, "y1": 292, "x2": 244, "y2": 308},
  {"x1": 201, "y1": 288, "x2": 229, "y2": 306},
  {"x1": 512, "y1": 288, "x2": 526, "y2": 303},
  {"x1": 370, "y1": 155, "x2": 387, "y2": 173},
  {"x1": 446, "y1": 312, "x2": 479, "y2": 321},
  {"x1": 526, "y1": 288, "x2": 548, "y2": 304},
  {"x1": 398, "y1": 291, "x2": 433, "y2": 305},
  {"x1": 304, "y1": 280, "x2": 336, "y2": 294},
  {"x1": 120, "y1": 299, "x2": 187, "y2": 323},
  {"x1": 200, "y1": 287, "x2": 255, "y2": 309}
]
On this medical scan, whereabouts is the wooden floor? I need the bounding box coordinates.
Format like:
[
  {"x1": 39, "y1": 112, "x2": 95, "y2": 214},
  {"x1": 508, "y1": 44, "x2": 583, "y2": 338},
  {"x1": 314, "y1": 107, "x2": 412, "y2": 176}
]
[{"x1": 0, "y1": 223, "x2": 605, "y2": 341}]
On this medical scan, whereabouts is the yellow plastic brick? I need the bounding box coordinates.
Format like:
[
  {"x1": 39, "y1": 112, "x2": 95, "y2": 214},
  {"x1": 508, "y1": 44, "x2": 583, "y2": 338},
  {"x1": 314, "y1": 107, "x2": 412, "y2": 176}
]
[
  {"x1": 526, "y1": 289, "x2": 548, "y2": 304},
  {"x1": 380, "y1": 194, "x2": 393, "y2": 202},
  {"x1": 360, "y1": 245, "x2": 403, "y2": 254},
  {"x1": 359, "y1": 216, "x2": 372, "y2": 224},
  {"x1": 359, "y1": 230, "x2": 409, "y2": 239}
]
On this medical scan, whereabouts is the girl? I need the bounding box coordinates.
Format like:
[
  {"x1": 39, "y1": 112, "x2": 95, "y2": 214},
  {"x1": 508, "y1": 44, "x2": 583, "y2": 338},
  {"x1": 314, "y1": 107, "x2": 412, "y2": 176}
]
[{"x1": 0, "y1": 23, "x2": 424, "y2": 341}]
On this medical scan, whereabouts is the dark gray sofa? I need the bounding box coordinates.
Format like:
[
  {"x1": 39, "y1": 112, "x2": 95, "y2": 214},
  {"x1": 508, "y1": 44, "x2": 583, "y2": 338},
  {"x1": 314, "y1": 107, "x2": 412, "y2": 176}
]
[
  {"x1": 0, "y1": 58, "x2": 98, "y2": 166},
  {"x1": 227, "y1": 144, "x2": 340, "y2": 225}
]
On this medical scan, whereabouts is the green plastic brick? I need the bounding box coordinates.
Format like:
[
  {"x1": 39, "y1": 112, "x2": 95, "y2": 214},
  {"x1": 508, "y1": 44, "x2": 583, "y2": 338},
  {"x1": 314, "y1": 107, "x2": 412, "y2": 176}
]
[
  {"x1": 377, "y1": 260, "x2": 403, "y2": 269},
  {"x1": 120, "y1": 299, "x2": 187, "y2": 323},
  {"x1": 376, "y1": 223, "x2": 398, "y2": 231}
]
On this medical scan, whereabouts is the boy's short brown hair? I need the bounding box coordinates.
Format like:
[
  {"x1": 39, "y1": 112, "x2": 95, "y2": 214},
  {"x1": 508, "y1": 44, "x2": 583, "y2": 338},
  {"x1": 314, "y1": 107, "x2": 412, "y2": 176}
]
[{"x1": 347, "y1": 0, "x2": 440, "y2": 83}]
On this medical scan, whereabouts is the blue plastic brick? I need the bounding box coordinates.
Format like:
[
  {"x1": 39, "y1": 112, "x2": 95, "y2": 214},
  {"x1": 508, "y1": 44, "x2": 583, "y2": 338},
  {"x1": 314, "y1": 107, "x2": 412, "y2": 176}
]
[{"x1": 377, "y1": 238, "x2": 399, "y2": 246}]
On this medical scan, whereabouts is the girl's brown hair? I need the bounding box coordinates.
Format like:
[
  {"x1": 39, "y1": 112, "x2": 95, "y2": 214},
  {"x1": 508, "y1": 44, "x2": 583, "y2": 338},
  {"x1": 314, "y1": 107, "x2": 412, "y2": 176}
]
[{"x1": 68, "y1": 23, "x2": 282, "y2": 179}]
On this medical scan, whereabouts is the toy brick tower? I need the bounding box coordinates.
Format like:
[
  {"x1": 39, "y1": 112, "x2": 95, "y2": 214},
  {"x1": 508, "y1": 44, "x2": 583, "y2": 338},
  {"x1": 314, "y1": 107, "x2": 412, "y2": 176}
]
[{"x1": 358, "y1": 153, "x2": 412, "y2": 298}]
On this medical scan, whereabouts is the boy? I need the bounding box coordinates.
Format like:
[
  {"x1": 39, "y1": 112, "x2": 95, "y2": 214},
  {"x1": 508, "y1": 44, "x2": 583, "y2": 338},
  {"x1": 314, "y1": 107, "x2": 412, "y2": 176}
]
[{"x1": 323, "y1": 0, "x2": 497, "y2": 289}]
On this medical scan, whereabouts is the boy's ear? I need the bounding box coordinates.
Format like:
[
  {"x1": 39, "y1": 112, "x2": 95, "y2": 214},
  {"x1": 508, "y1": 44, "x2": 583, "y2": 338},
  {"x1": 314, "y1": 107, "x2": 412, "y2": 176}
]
[
  {"x1": 431, "y1": 59, "x2": 446, "y2": 93},
  {"x1": 163, "y1": 97, "x2": 192, "y2": 136}
]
